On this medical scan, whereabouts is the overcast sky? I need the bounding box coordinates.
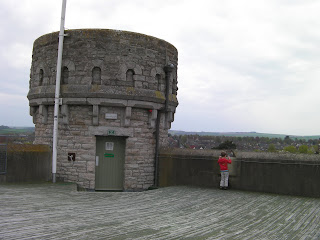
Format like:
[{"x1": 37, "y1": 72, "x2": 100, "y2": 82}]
[{"x1": 1, "y1": 0, "x2": 320, "y2": 135}]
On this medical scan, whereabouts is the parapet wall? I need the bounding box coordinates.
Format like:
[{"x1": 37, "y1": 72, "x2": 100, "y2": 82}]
[
  {"x1": 3, "y1": 145, "x2": 319, "y2": 198},
  {"x1": 0, "y1": 144, "x2": 52, "y2": 183},
  {"x1": 159, "y1": 149, "x2": 320, "y2": 198}
]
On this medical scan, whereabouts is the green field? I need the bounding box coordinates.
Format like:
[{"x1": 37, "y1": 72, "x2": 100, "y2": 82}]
[
  {"x1": 0, "y1": 127, "x2": 35, "y2": 135},
  {"x1": 169, "y1": 130, "x2": 320, "y2": 140}
]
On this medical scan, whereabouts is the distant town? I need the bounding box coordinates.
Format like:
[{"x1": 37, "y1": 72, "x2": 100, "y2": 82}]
[
  {"x1": 1, "y1": 126, "x2": 319, "y2": 154},
  {"x1": 169, "y1": 130, "x2": 320, "y2": 154}
]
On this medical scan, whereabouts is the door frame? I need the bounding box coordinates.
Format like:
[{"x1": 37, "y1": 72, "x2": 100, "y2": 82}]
[{"x1": 95, "y1": 135, "x2": 126, "y2": 191}]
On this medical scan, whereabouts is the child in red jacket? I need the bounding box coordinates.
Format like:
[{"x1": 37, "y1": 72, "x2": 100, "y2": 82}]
[{"x1": 218, "y1": 151, "x2": 232, "y2": 190}]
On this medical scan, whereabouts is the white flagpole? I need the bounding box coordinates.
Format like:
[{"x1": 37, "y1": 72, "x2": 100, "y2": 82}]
[{"x1": 52, "y1": 0, "x2": 67, "y2": 183}]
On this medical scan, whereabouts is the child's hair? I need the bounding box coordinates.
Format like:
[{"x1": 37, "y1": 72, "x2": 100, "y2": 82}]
[{"x1": 221, "y1": 151, "x2": 226, "y2": 157}]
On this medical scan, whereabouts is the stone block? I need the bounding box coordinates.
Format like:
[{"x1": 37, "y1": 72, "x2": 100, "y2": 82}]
[
  {"x1": 81, "y1": 154, "x2": 95, "y2": 161},
  {"x1": 89, "y1": 181, "x2": 95, "y2": 189},
  {"x1": 126, "y1": 164, "x2": 139, "y2": 169},
  {"x1": 134, "y1": 81, "x2": 142, "y2": 88},
  {"x1": 79, "y1": 172, "x2": 95, "y2": 181},
  {"x1": 87, "y1": 161, "x2": 95, "y2": 172},
  {"x1": 133, "y1": 75, "x2": 146, "y2": 81},
  {"x1": 82, "y1": 144, "x2": 93, "y2": 150},
  {"x1": 147, "y1": 176, "x2": 154, "y2": 181},
  {"x1": 59, "y1": 140, "x2": 68, "y2": 146}
]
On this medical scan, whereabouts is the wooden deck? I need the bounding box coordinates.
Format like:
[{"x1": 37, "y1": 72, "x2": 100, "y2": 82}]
[{"x1": 1, "y1": 183, "x2": 319, "y2": 239}]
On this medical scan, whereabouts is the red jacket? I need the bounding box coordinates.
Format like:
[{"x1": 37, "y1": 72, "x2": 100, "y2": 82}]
[{"x1": 218, "y1": 157, "x2": 232, "y2": 171}]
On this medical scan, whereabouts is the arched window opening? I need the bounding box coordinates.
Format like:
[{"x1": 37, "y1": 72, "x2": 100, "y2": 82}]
[
  {"x1": 126, "y1": 69, "x2": 134, "y2": 82},
  {"x1": 39, "y1": 69, "x2": 44, "y2": 86},
  {"x1": 155, "y1": 74, "x2": 161, "y2": 91},
  {"x1": 92, "y1": 67, "x2": 101, "y2": 84},
  {"x1": 61, "y1": 66, "x2": 69, "y2": 84}
]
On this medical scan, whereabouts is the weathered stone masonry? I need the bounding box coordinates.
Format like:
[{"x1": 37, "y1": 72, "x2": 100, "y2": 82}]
[{"x1": 28, "y1": 29, "x2": 178, "y2": 190}]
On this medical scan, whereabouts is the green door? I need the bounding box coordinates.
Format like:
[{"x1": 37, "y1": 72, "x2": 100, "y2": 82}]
[{"x1": 95, "y1": 136, "x2": 126, "y2": 190}]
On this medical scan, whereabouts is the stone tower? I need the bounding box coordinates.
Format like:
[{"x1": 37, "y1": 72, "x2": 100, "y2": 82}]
[{"x1": 28, "y1": 29, "x2": 178, "y2": 190}]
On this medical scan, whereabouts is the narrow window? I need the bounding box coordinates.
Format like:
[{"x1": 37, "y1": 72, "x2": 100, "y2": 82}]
[
  {"x1": 126, "y1": 69, "x2": 134, "y2": 81},
  {"x1": 156, "y1": 74, "x2": 161, "y2": 91},
  {"x1": 126, "y1": 69, "x2": 135, "y2": 87},
  {"x1": 61, "y1": 66, "x2": 69, "y2": 84},
  {"x1": 92, "y1": 67, "x2": 101, "y2": 84},
  {"x1": 39, "y1": 69, "x2": 44, "y2": 86}
]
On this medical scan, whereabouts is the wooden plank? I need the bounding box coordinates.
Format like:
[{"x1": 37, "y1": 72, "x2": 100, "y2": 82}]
[{"x1": 0, "y1": 184, "x2": 319, "y2": 239}]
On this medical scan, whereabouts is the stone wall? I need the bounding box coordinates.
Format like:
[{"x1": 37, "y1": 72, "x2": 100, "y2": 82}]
[
  {"x1": 159, "y1": 148, "x2": 320, "y2": 198},
  {"x1": 33, "y1": 105, "x2": 168, "y2": 190},
  {"x1": 29, "y1": 29, "x2": 178, "y2": 99}
]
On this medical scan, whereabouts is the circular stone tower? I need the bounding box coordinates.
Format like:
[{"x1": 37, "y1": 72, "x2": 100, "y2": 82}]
[{"x1": 28, "y1": 29, "x2": 178, "y2": 190}]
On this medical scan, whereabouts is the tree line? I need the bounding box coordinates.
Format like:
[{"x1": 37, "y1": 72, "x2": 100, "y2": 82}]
[{"x1": 168, "y1": 134, "x2": 320, "y2": 154}]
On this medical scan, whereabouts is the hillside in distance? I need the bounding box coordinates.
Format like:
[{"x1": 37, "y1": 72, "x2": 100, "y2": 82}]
[
  {"x1": 169, "y1": 130, "x2": 320, "y2": 140},
  {"x1": 0, "y1": 126, "x2": 35, "y2": 135},
  {"x1": 1, "y1": 126, "x2": 320, "y2": 141}
]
